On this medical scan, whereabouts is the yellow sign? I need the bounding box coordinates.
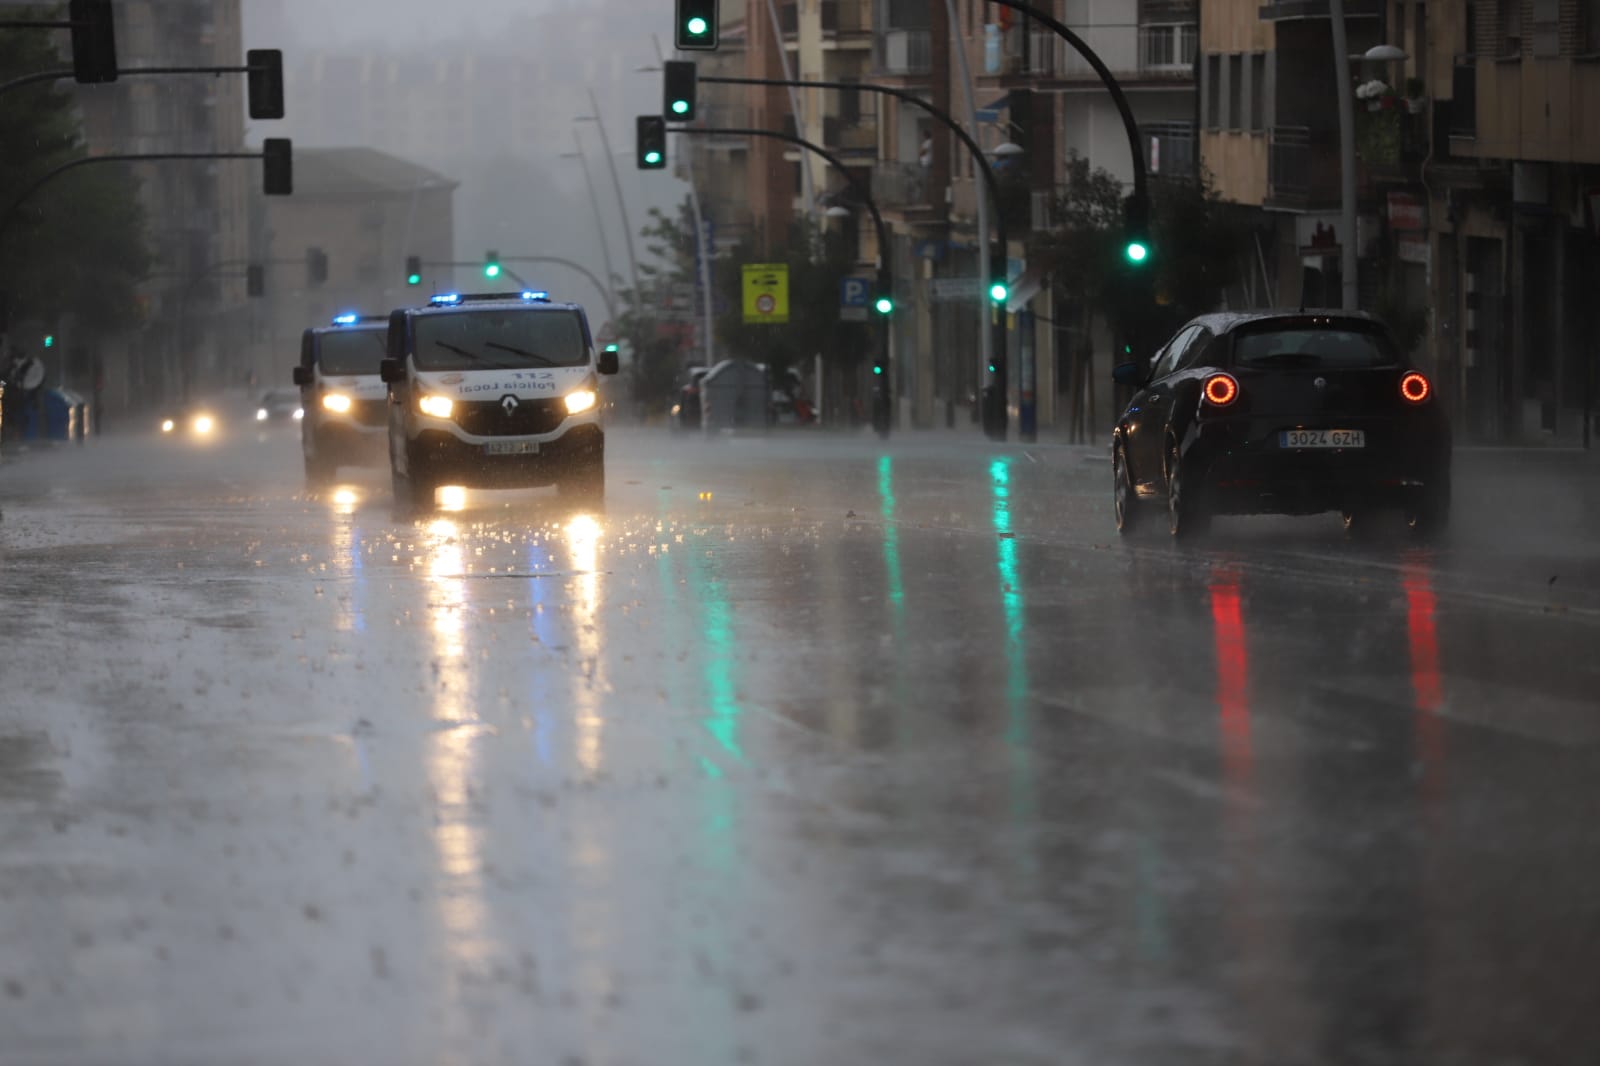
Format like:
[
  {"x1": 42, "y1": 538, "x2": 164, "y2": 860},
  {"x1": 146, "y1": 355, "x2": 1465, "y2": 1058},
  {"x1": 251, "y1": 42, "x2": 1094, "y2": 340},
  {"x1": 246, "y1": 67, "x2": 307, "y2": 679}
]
[{"x1": 742, "y1": 262, "x2": 789, "y2": 324}]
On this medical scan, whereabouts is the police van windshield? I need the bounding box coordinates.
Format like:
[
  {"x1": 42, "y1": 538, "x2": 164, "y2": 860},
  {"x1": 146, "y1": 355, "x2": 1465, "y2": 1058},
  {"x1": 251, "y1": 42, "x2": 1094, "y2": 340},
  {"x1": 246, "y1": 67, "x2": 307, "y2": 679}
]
[
  {"x1": 413, "y1": 309, "x2": 589, "y2": 371},
  {"x1": 318, "y1": 328, "x2": 387, "y2": 375}
]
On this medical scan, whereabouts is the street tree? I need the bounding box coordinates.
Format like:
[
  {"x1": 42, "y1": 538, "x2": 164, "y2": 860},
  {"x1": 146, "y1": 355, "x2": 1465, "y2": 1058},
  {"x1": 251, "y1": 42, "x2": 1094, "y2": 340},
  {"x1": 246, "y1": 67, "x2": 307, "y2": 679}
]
[{"x1": 0, "y1": 15, "x2": 150, "y2": 339}]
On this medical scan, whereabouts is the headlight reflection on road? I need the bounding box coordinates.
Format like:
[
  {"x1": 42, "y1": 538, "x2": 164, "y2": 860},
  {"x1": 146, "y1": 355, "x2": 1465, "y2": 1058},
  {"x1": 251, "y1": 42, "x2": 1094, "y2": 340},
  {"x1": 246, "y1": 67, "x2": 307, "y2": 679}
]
[
  {"x1": 421, "y1": 517, "x2": 492, "y2": 963},
  {"x1": 438, "y1": 485, "x2": 467, "y2": 513},
  {"x1": 331, "y1": 486, "x2": 359, "y2": 514},
  {"x1": 565, "y1": 513, "x2": 604, "y2": 775}
]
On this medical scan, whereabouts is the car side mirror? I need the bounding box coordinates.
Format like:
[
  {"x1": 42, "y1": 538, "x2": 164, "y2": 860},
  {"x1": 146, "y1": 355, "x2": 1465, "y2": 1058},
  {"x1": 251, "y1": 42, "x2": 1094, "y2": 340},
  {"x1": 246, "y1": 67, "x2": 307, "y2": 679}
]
[
  {"x1": 597, "y1": 348, "x2": 620, "y2": 376},
  {"x1": 1112, "y1": 362, "x2": 1144, "y2": 387},
  {"x1": 380, "y1": 358, "x2": 405, "y2": 384},
  {"x1": 292, "y1": 366, "x2": 312, "y2": 387}
]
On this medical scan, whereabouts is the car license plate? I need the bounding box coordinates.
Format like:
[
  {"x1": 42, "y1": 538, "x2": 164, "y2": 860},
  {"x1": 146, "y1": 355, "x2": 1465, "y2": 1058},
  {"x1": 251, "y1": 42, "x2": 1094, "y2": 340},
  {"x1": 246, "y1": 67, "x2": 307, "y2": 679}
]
[
  {"x1": 1280, "y1": 428, "x2": 1365, "y2": 449},
  {"x1": 485, "y1": 440, "x2": 539, "y2": 456}
]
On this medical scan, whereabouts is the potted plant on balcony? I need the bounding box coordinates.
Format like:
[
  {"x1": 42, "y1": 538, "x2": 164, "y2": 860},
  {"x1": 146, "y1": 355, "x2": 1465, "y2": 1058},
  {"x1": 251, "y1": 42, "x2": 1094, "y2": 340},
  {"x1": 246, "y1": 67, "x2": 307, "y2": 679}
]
[{"x1": 1354, "y1": 80, "x2": 1402, "y2": 166}]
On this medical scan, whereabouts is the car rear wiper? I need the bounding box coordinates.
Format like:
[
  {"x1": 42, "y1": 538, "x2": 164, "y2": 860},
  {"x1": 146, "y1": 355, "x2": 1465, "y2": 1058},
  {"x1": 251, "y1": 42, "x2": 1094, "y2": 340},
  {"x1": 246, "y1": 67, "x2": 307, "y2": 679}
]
[{"x1": 484, "y1": 342, "x2": 563, "y2": 367}]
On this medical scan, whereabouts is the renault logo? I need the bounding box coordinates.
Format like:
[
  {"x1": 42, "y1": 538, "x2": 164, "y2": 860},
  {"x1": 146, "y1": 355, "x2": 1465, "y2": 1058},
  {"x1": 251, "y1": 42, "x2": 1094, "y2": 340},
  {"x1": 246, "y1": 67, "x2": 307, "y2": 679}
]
[
  {"x1": 1313, "y1": 376, "x2": 1328, "y2": 390},
  {"x1": 501, "y1": 394, "x2": 520, "y2": 415}
]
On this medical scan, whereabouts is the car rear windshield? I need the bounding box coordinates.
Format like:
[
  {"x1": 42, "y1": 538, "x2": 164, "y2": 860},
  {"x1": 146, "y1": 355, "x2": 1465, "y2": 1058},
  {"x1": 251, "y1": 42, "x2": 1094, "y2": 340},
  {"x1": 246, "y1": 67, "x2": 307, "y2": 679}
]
[
  {"x1": 413, "y1": 308, "x2": 588, "y2": 371},
  {"x1": 318, "y1": 328, "x2": 387, "y2": 375},
  {"x1": 1232, "y1": 326, "x2": 1399, "y2": 370}
]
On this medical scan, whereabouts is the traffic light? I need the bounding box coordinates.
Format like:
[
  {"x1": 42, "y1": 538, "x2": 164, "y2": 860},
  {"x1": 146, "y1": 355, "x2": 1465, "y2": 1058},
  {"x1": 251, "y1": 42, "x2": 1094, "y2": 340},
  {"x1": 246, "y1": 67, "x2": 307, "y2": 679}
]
[
  {"x1": 663, "y1": 61, "x2": 697, "y2": 121},
  {"x1": 484, "y1": 250, "x2": 501, "y2": 279},
  {"x1": 68, "y1": 0, "x2": 117, "y2": 84},
  {"x1": 262, "y1": 138, "x2": 292, "y2": 195},
  {"x1": 1123, "y1": 191, "x2": 1150, "y2": 265},
  {"x1": 43, "y1": 334, "x2": 54, "y2": 349},
  {"x1": 307, "y1": 247, "x2": 328, "y2": 285},
  {"x1": 874, "y1": 294, "x2": 893, "y2": 315},
  {"x1": 636, "y1": 116, "x2": 667, "y2": 170},
  {"x1": 246, "y1": 263, "x2": 264, "y2": 297},
  {"x1": 405, "y1": 255, "x2": 422, "y2": 286},
  {"x1": 246, "y1": 49, "x2": 285, "y2": 120},
  {"x1": 989, "y1": 278, "x2": 1008, "y2": 304},
  {"x1": 674, "y1": 0, "x2": 718, "y2": 50}
]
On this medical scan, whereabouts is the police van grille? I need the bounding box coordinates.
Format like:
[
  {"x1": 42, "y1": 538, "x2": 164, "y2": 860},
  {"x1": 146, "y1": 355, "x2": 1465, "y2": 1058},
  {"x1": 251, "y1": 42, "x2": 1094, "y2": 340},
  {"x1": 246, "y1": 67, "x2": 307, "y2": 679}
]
[
  {"x1": 352, "y1": 399, "x2": 387, "y2": 427},
  {"x1": 454, "y1": 397, "x2": 566, "y2": 436}
]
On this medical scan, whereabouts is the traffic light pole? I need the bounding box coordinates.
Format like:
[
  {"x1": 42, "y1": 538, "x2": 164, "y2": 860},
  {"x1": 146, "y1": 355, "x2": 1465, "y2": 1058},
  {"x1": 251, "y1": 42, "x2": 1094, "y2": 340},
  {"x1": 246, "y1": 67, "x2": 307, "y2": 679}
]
[
  {"x1": 700, "y1": 73, "x2": 1009, "y2": 437},
  {"x1": 0, "y1": 150, "x2": 285, "y2": 242},
  {"x1": 673, "y1": 125, "x2": 893, "y2": 437},
  {"x1": 0, "y1": 61, "x2": 281, "y2": 101}
]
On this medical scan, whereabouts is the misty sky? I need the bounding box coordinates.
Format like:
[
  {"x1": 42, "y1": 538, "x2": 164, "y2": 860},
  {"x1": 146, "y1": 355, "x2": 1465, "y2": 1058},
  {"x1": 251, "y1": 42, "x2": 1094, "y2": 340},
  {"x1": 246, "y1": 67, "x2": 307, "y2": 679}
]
[{"x1": 240, "y1": 0, "x2": 685, "y2": 321}]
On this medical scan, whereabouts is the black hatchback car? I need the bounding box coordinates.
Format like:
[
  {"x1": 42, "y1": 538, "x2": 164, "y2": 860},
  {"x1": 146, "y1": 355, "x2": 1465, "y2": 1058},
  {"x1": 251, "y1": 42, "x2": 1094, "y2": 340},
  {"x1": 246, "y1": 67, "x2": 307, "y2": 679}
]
[{"x1": 1111, "y1": 310, "x2": 1451, "y2": 537}]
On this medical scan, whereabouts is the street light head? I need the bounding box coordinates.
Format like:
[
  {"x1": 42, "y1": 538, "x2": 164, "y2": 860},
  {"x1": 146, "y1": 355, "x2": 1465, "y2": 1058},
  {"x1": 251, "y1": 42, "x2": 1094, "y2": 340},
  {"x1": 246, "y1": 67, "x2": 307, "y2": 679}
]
[
  {"x1": 1358, "y1": 43, "x2": 1408, "y2": 61},
  {"x1": 824, "y1": 205, "x2": 852, "y2": 219},
  {"x1": 991, "y1": 142, "x2": 1025, "y2": 158}
]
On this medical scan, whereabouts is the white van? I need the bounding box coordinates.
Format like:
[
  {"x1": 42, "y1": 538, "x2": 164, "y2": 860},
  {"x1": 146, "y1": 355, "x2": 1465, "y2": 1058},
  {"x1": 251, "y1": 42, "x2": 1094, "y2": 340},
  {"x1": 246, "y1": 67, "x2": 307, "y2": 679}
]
[
  {"x1": 380, "y1": 291, "x2": 618, "y2": 510},
  {"x1": 292, "y1": 313, "x2": 389, "y2": 485}
]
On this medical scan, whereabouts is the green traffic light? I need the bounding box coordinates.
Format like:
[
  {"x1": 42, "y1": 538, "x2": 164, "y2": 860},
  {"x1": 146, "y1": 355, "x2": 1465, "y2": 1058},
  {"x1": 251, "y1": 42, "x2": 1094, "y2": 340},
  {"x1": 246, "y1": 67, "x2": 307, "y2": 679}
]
[
  {"x1": 872, "y1": 365, "x2": 883, "y2": 375},
  {"x1": 485, "y1": 263, "x2": 501, "y2": 278},
  {"x1": 43, "y1": 334, "x2": 54, "y2": 348},
  {"x1": 407, "y1": 273, "x2": 421, "y2": 286},
  {"x1": 1125, "y1": 241, "x2": 1149, "y2": 264},
  {"x1": 874, "y1": 296, "x2": 893, "y2": 315},
  {"x1": 644, "y1": 150, "x2": 662, "y2": 165},
  {"x1": 988, "y1": 281, "x2": 1008, "y2": 303},
  {"x1": 686, "y1": 15, "x2": 708, "y2": 35},
  {"x1": 672, "y1": 99, "x2": 689, "y2": 115}
]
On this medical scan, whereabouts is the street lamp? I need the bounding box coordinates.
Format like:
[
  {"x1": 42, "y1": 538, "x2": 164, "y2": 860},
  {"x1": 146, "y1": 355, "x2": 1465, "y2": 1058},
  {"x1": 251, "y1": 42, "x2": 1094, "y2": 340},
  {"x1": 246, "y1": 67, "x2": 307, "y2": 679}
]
[{"x1": 1329, "y1": 0, "x2": 1411, "y2": 310}]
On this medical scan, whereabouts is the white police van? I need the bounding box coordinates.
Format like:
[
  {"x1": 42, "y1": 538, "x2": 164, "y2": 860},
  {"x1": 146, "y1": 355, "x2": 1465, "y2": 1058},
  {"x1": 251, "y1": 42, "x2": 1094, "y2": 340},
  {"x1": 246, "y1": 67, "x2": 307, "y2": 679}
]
[
  {"x1": 380, "y1": 291, "x2": 618, "y2": 510},
  {"x1": 292, "y1": 312, "x2": 389, "y2": 486}
]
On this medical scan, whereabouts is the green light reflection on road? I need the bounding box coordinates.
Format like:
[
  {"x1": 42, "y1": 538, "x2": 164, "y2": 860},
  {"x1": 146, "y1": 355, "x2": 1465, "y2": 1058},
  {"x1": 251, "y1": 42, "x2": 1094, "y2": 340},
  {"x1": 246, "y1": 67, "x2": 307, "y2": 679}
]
[{"x1": 990, "y1": 458, "x2": 1036, "y2": 865}]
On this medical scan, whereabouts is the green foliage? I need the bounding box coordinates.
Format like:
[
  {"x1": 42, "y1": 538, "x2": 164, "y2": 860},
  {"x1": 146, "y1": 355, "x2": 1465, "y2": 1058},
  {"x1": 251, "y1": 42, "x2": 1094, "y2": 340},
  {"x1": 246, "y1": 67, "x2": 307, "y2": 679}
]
[
  {"x1": 618, "y1": 198, "x2": 871, "y2": 407},
  {"x1": 1030, "y1": 153, "x2": 1242, "y2": 349},
  {"x1": 0, "y1": 12, "x2": 150, "y2": 334}
]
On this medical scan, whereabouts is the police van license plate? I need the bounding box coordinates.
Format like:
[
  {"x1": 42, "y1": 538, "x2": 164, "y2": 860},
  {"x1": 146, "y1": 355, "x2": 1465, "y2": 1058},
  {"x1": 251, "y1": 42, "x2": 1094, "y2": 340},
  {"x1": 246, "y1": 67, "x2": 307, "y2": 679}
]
[
  {"x1": 485, "y1": 440, "x2": 539, "y2": 456},
  {"x1": 1280, "y1": 429, "x2": 1364, "y2": 449}
]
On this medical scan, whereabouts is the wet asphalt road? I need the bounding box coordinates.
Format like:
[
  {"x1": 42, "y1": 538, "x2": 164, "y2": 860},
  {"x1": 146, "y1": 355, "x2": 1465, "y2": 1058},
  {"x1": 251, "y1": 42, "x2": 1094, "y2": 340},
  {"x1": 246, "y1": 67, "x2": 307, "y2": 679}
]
[{"x1": 1, "y1": 424, "x2": 1598, "y2": 1066}]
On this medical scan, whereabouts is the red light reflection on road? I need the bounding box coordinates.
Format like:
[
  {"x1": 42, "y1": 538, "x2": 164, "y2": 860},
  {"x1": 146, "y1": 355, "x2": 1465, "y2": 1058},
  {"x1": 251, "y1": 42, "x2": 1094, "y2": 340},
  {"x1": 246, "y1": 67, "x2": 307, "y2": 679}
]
[
  {"x1": 1208, "y1": 566, "x2": 1252, "y2": 786},
  {"x1": 1403, "y1": 553, "x2": 1446, "y2": 802}
]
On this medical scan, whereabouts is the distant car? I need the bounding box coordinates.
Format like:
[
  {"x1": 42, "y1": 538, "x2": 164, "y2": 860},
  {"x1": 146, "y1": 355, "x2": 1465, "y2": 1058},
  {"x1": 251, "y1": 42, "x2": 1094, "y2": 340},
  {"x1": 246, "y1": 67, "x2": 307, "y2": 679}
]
[
  {"x1": 669, "y1": 366, "x2": 708, "y2": 431},
  {"x1": 158, "y1": 402, "x2": 223, "y2": 441},
  {"x1": 255, "y1": 388, "x2": 304, "y2": 424},
  {"x1": 1111, "y1": 310, "x2": 1451, "y2": 538},
  {"x1": 293, "y1": 314, "x2": 388, "y2": 486}
]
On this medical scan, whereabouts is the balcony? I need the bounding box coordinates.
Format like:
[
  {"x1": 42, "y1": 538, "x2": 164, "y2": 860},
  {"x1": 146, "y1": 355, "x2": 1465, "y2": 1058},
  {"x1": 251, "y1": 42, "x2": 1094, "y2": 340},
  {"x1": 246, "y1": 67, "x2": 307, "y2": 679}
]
[
  {"x1": 1144, "y1": 121, "x2": 1197, "y2": 179},
  {"x1": 820, "y1": 0, "x2": 870, "y2": 36},
  {"x1": 877, "y1": 29, "x2": 931, "y2": 76},
  {"x1": 1266, "y1": 125, "x2": 1340, "y2": 209},
  {"x1": 872, "y1": 163, "x2": 930, "y2": 209},
  {"x1": 1138, "y1": 24, "x2": 1197, "y2": 74},
  {"x1": 1257, "y1": 0, "x2": 1383, "y2": 19},
  {"x1": 825, "y1": 115, "x2": 879, "y2": 155}
]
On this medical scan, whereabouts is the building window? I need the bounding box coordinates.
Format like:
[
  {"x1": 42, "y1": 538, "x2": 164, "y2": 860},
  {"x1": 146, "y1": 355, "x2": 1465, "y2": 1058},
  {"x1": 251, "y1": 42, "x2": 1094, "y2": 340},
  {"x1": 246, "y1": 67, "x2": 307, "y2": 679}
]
[
  {"x1": 1249, "y1": 53, "x2": 1266, "y2": 132},
  {"x1": 1204, "y1": 53, "x2": 1222, "y2": 129},
  {"x1": 1498, "y1": 0, "x2": 1522, "y2": 56},
  {"x1": 1531, "y1": 0, "x2": 1559, "y2": 55},
  {"x1": 1227, "y1": 53, "x2": 1243, "y2": 130}
]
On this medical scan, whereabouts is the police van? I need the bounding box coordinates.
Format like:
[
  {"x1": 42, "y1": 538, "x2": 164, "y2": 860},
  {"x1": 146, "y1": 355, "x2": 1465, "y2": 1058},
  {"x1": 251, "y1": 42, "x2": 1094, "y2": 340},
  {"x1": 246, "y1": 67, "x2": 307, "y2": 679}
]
[
  {"x1": 292, "y1": 313, "x2": 389, "y2": 485},
  {"x1": 380, "y1": 291, "x2": 617, "y2": 510}
]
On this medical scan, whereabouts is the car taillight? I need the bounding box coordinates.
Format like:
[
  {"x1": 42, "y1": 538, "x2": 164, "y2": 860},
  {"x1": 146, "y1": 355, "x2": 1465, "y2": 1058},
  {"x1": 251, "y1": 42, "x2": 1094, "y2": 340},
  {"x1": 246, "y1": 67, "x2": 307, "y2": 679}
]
[
  {"x1": 1400, "y1": 371, "x2": 1431, "y2": 404},
  {"x1": 1203, "y1": 373, "x2": 1239, "y2": 408}
]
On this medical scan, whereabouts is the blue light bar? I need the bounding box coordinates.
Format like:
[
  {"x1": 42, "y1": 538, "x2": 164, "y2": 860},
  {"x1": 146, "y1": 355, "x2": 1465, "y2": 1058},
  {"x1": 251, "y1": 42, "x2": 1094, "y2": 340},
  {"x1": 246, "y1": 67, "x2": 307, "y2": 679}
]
[
  {"x1": 332, "y1": 312, "x2": 360, "y2": 325},
  {"x1": 430, "y1": 292, "x2": 462, "y2": 305},
  {"x1": 521, "y1": 290, "x2": 550, "y2": 301}
]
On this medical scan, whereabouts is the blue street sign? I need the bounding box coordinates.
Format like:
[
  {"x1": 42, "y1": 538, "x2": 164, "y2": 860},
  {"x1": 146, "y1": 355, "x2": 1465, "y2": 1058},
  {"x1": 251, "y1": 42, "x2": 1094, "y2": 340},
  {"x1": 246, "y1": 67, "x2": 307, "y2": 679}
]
[{"x1": 840, "y1": 276, "x2": 871, "y2": 308}]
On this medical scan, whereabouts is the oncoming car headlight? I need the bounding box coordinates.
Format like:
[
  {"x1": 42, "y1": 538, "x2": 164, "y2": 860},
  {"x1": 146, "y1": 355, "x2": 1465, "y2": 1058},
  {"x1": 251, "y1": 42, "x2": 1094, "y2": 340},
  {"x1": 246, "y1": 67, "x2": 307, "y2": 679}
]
[
  {"x1": 256, "y1": 408, "x2": 269, "y2": 421},
  {"x1": 565, "y1": 389, "x2": 597, "y2": 415},
  {"x1": 322, "y1": 392, "x2": 352, "y2": 414},
  {"x1": 418, "y1": 394, "x2": 454, "y2": 419},
  {"x1": 161, "y1": 418, "x2": 176, "y2": 433},
  {"x1": 192, "y1": 414, "x2": 216, "y2": 435}
]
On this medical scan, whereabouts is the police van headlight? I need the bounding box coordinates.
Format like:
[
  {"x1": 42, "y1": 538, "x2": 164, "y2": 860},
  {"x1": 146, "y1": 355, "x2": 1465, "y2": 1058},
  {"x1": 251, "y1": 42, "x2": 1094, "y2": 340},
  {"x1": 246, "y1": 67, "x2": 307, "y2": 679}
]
[
  {"x1": 418, "y1": 394, "x2": 454, "y2": 419},
  {"x1": 565, "y1": 389, "x2": 597, "y2": 415},
  {"x1": 256, "y1": 408, "x2": 269, "y2": 421},
  {"x1": 322, "y1": 392, "x2": 352, "y2": 414}
]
